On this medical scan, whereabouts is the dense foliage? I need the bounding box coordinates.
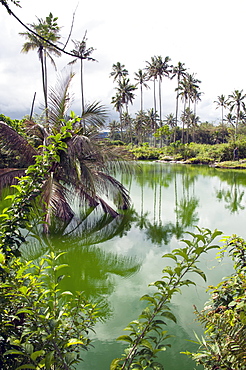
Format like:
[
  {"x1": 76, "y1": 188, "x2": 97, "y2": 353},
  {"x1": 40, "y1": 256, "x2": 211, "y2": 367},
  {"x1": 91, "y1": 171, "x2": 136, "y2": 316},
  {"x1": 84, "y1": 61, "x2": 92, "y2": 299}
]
[{"x1": 184, "y1": 236, "x2": 246, "y2": 369}]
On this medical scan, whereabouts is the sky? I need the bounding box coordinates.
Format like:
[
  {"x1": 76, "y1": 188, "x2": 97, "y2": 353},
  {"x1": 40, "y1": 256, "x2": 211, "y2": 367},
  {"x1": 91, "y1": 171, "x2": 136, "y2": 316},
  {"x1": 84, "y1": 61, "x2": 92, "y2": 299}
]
[{"x1": 1, "y1": 0, "x2": 246, "y2": 124}]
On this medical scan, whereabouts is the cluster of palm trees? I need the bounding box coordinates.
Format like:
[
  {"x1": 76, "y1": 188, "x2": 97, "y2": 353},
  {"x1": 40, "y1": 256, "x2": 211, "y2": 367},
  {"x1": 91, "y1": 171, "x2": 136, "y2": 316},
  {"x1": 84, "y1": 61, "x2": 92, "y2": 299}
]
[
  {"x1": 214, "y1": 90, "x2": 246, "y2": 140},
  {"x1": 110, "y1": 58, "x2": 202, "y2": 144}
]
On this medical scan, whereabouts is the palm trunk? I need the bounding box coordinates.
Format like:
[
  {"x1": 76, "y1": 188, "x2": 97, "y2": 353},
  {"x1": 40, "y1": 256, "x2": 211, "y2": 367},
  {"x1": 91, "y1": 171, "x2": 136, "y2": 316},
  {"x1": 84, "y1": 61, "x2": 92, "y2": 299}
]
[
  {"x1": 80, "y1": 59, "x2": 86, "y2": 132},
  {"x1": 40, "y1": 49, "x2": 48, "y2": 121},
  {"x1": 140, "y1": 83, "x2": 143, "y2": 112}
]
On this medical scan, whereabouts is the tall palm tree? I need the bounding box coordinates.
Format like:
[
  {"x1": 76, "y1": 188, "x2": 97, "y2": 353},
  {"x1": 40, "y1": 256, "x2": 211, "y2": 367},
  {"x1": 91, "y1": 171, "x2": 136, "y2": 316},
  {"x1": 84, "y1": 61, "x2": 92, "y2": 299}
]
[
  {"x1": 134, "y1": 69, "x2": 149, "y2": 112},
  {"x1": 145, "y1": 56, "x2": 159, "y2": 121},
  {"x1": 155, "y1": 55, "x2": 172, "y2": 124},
  {"x1": 227, "y1": 89, "x2": 246, "y2": 140},
  {"x1": 110, "y1": 62, "x2": 128, "y2": 82},
  {"x1": 19, "y1": 13, "x2": 61, "y2": 118},
  {"x1": 171, "y1": 62, "x2": 187, "y2": 124},
  {"x1": 0, "y1": 72, "x2": 130, "y2": 232},
  {"x1": 69, "y1": 31, "x2": 96, "y2": 116}
]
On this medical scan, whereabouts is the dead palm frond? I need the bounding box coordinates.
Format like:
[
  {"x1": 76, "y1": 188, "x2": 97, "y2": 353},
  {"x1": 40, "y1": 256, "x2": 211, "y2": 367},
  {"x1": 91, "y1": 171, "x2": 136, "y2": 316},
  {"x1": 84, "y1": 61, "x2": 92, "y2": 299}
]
[{"x1": 0, "y1": 122, "x2": 38, "y2": 165}]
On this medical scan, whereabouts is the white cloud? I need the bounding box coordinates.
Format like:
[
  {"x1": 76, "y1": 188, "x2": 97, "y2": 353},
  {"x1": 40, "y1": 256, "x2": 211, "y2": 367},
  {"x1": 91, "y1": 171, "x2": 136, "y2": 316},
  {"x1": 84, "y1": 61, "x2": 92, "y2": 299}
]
[{"x1": 1, "y1": 0, "x2": 246, "y2": 121}]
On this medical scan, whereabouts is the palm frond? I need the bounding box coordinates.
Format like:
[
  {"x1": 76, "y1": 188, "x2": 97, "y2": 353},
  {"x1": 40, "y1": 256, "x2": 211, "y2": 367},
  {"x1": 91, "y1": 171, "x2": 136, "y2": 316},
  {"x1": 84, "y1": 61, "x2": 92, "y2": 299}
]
[
  {"x1": 48, "y1": 70, "x2": 75, "y2": 129},
  {"x1": 0, "y1": 168, "x2": 26, "y2": 190},
  {"x1": 42, "y1": 174, "x2": 74, "y2": 233},
  {"x1": 97, "y1": 171, "x2": 131, "y2": 210},
  {"x1": 0, "y1": 121, "x2": 38, "y2": 165},
  {"x1": 77, "y1": 102, "x2": 108, "y2": 132}
]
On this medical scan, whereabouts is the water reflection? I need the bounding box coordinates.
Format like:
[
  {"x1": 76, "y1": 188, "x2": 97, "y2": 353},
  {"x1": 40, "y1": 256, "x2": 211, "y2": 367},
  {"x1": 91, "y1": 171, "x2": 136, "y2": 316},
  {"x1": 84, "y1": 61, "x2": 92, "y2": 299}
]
[{"x1": 21, "y1": 209, "x2": 141, "y2": 319}]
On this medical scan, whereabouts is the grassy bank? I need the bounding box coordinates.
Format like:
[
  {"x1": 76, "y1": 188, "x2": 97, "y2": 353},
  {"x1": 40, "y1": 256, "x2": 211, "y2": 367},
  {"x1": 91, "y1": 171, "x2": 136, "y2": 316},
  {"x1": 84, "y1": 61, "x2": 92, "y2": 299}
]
[{"x1": 125, "y1": 141, "x2": 246, "y2": 168}]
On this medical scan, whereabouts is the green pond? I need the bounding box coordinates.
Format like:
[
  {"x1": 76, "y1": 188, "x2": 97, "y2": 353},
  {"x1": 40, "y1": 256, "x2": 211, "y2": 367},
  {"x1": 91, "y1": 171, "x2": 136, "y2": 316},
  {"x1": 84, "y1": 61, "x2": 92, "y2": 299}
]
[{"x1": 20, "y1": 162, "x2": 246, "y2": 369}]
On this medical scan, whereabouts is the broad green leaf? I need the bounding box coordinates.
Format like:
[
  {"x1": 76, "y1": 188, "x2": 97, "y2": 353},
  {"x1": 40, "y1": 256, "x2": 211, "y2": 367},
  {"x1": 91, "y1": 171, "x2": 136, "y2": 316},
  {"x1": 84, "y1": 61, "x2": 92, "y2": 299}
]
[
  {"x1": 30, "y1": 350, "x2": 45, "y2": 361},
  {"x1": 161, "y1": 311, "x2": 177, "y2": 323},
  {"x1": 140, "y1": 295, "x2": 156, "y2": 305},
  {"x1": 117, "y1": 335, "x2": 133, "y2": 343},
  {"x1": 54, "y1": 264, "x2": 68, "y2": 272},
  {"x1": 61, "y1": 291, "x2": 73, "y2": 296},
  {"x1": 45, "y1": 351, "x2": 54, "y2": 370},
  {"x1": 192, "y1": 267, "x2": 207, "y2": 281},
  {"x1": 162, "y1": 253, "x2": 177, "y2": 261},
  {"x1": 66, "y1": 338, "x2": 85, "y2": 347},
  {"x1": 4, "y1": 350, "x2": 25, "y2": 356},
  {"x1": 16, "y1": 366, "x2": 36, "y2": 370},
  {"x1": 110, "y1": 358, "x2": 121, "y2": 370},
  {"x1": 140, "y1": 339, "x2": 153, "y2": 351}
]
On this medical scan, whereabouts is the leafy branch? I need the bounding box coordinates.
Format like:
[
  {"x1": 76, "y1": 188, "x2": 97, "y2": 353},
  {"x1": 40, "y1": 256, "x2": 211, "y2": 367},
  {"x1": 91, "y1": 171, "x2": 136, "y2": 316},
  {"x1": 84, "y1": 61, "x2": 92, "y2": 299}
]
[{"x1": 111, "y1": 227, "x2": 222, "y2": 370}]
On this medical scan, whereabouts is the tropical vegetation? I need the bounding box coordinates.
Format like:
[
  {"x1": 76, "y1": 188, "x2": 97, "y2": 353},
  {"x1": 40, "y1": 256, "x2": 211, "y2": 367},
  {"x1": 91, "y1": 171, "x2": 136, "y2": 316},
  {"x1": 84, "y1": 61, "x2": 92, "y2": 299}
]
[{"x1": 0, "y1": 1, "x2": 246, "y2": 370}]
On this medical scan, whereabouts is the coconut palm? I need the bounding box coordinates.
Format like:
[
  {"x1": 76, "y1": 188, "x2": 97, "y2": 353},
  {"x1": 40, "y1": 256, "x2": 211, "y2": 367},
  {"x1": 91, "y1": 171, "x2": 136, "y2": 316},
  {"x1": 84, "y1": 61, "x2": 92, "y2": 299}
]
[
  {"x1": 227, "y1": 89, "x2": 246, "y2": 140},
  {"x1": 171, "y1": 62, "x2": 187, "y2": 129},
  {"x1": 69, "y1": 32, "x2": 96, "y2": 115},
  {"x1": 214, "y1": 94, "x2": 228, "y2": 126},
  {"x1": 19, "y1": 13, "x2": 61, "y2": 118},
  {"x1": 110, "y1": 62, "x2": 128, "y2": 82},
  {"x1": 111, "y1": 93, "x2": 124, "y2": 139},
  {"x1": 134, "y1": 69, "x2": 150, "y2": 112},
  {"x1": 155, "y1": 55, "x2": 172, "y2": 123},
  {"x1": 0, "y1": 72, "x2": 130, "y2": 232},
  {"x1": 145, "y1": 57, "x2": 159, "y2": 120},
  {"x1": 115, "y1": 77, "x2": 137, "y2": 114}
]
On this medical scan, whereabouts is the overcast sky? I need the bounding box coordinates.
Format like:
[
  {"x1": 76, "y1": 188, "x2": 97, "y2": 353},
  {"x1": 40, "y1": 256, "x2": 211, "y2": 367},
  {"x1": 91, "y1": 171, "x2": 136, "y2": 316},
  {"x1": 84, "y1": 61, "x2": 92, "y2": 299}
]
[{"x1": 1, "y1": 0, "x2": 246, "y2": 123}]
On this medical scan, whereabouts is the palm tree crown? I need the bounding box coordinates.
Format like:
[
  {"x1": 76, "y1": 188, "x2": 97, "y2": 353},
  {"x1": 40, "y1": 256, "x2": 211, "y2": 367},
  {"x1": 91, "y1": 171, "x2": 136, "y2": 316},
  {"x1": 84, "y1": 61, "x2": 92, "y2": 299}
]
[
  {"x1": 19, "y1": 13, "x2": 61, "y2": 116},
  {"x1": 69, "y1": 31, "x2": 96, "y2": 115}
]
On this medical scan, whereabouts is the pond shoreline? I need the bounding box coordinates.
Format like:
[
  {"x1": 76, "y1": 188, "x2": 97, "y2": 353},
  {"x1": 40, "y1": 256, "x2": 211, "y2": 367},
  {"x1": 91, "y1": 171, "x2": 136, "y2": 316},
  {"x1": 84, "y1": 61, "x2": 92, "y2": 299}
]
[{"x1": 156, "y1": 159, "x2": 246, "y2": 169}]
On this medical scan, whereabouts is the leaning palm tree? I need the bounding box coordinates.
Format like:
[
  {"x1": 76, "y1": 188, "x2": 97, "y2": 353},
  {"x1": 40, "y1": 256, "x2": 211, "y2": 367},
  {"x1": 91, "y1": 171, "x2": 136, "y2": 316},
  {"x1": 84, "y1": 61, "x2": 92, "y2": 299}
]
[
  {"x1": 69, "y1": 31, "x2": 96, "y2": 115},
  {"x1": 0, "y1": 72, "x2": 130, "y2": 233},
  {"x1": 19, "y1": 13, "x2": 61, "y2": 118}
]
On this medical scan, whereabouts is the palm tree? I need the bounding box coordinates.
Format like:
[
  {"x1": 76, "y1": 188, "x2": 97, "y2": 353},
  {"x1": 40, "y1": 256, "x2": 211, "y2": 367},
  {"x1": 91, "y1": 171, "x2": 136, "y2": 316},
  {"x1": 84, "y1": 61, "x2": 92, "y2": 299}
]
[
  {"x1": 227, "y1": 89, "x2": 246, "y2": 140},
  {"x1": 134, "y1": 69, "x2": 149, "y2": 112},
  {"x1": 115, "y1": 77, "x2": 136, "y2": 114},
  {"x1": 19, "y1": 13, "x2": 61, "y2": 118},
  {"x1": 214, "y1": 94, "x2": 228, "y2": 126},
  {"x1": 145, "y1": 57, "x2": 158, "y2": 120},
  {"x1": 171, "y1": 62, "x2": 187, "y2": 141},
  {"x1": 110, "y1": 62, "x2": 128, "y2": 82},
  {"x1": 164, "y1": 113, "x2": 176, "y2": 143},
  {"x1": 69, "y1": 31, "x2": 96, "y2": 116},
  {"x1": 155, "y1": 55, "x2": 172, "y2": 124},
  {"x1": 0, "y1": 72, "x2": 130, "y2": 232}
]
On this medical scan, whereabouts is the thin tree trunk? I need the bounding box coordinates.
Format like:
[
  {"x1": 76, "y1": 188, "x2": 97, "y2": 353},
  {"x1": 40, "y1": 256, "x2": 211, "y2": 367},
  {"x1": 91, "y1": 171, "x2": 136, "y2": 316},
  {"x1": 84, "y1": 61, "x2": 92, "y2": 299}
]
[
  {"x1": 30, "y1": 92, "x2": 36, "y2": 120},
  {"x1": 40, "y1": 49, "x2": 48, "y2": 121}
]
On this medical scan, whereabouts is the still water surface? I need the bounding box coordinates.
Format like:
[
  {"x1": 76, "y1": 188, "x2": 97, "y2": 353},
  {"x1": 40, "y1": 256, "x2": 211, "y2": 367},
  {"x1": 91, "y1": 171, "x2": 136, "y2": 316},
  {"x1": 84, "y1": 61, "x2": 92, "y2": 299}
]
[{"x1": 23, "y1": 162, "x2": 246, "y2": 369}]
